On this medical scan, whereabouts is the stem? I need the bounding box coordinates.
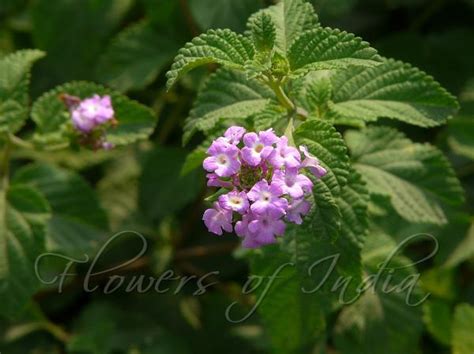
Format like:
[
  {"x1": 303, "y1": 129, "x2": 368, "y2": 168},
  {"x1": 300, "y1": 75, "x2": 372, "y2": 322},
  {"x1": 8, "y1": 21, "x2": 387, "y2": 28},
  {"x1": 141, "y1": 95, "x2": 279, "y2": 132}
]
[
  {"x1": 8, "y1": 134, "x2": 34, "y2": 149},
  {"x1": 266, "y1": 76, "x2": 295, "y2": 112},
  {"x1": 0, "y1": 139, "x2": 11, "y2": 189}
]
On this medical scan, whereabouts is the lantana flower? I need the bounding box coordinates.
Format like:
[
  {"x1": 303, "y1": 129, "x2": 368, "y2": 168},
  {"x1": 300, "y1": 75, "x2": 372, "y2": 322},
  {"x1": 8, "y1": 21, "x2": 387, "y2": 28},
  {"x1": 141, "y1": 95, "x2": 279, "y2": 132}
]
[
  {"x1": 61, "y1": 93, "x2": 116, "y2": 150},
  {"x1": 202, "y1": 126, "x2": 327, "y2": 248}
]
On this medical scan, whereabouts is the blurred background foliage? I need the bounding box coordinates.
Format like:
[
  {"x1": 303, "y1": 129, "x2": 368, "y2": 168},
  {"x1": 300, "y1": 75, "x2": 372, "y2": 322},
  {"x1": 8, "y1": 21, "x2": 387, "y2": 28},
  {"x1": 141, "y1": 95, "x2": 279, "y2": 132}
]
[{"x1": 0, "y1": 0, "x2": 473, "y2": 353}]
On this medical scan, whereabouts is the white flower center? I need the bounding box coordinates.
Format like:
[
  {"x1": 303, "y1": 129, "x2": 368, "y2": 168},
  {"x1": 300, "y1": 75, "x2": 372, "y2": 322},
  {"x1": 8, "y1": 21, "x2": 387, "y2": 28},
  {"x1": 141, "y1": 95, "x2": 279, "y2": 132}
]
[
  {"x1": 261, "y1": 191, "x2": 271, "y2": 202},
  {"x1": 217, "y1": 154, "x2": 228, "y2": 165},
  {"x1": 254, "y1": 143, "x2": 264, "y2": 153}
]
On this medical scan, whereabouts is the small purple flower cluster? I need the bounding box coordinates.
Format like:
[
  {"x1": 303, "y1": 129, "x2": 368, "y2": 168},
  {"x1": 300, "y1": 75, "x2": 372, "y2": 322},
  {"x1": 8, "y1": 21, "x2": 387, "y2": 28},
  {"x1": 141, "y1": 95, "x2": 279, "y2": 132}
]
[
  {"x1": 61, "y1": 94, "x2": 116, "y2": 150},
  {"x1": 202, "y1": 126, "x2": 327, "y2": 248}
]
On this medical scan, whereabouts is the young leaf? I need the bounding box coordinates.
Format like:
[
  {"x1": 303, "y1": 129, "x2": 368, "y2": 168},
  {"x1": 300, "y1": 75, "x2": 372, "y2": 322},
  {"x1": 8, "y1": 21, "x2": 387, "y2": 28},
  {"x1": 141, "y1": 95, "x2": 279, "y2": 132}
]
[
  {"x1": 329, "y1": 60, "x2": 459, "y2": 127},
  {"x1": 247, "y1": 0, "x2": 319, "y2": 54},
  {"x1": 183, "y1": 68, "x2": 273, "y2": 143},
  {"x1": 12, "y1": 163, "x2": 109, "y2": 257},
  {"x1": 32, "y1": 81, "x2": 157, "y2": 147},
  {"x1": 247, "y1": 12, "x2": 276, "y2": 52},
  {"x1": 97, "y1": 21, "x2": 181, "y2": 92},
  {"x1": 346, "y1": 127, "x2": 464, "y2": 225},
  {"x1": 166, "y1": 29, "x2": 255, "y2": 90},
  {"x1": 288, "y1": 27, "x2": 380, "y2": 76},
  {"x1": 0, "y1": 184, "x2": 50, "y2": 318},
  {"x1": 452, "y1": 303, "x2": 474, "y2": 354},
  {"x1": 0, "y1": 49, "x2": 45, "y2": 133}
]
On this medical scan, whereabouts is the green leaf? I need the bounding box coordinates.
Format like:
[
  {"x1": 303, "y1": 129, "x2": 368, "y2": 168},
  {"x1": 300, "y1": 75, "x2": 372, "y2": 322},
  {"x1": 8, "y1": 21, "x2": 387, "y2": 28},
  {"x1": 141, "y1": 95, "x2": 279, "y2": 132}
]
[
  {"x1": 12, "y1": 163, "x2": 108, "y2": 257},
  {"x1": 294, "y1": 119, "x2": 350, "y2": 192},
  {"x1": 333, "y1": 230, "x2": 424, "y2": 354},
  {"x1": 0, "y1": 49, "x2": 45, "y2": 133},
  {"x1": 247, "y1": 12, "x2": 276, "y2": 52},
  {"x1": 166, "y1": 29, "x2": 255, "y2": 90},
  {"x1": 329, "y1": 60, "x2": 459, "y2": 127},
  {"x1": 252, "y1": 103, "x2": 287, "y2": 131},
  {"x1": 181, "y1": 147, "x2": 207, "y2": 177},
  {"x1": 346, "y1": 127, "x2": 464, "y2": 225},
  {"x1": 447, "y1": 117, "x2": 474, "y2": 160},
  {"x1": 183, "y1": 68, "x2": 273, "y2": 143},
  {"x1": 288, "y1": 27, "x2": 380, "y2": 76},
  {"x1": 31, "y1": 81, "x2": 157, "y2": 147},
  {"x1": 250, "y1": 246, "x2": 326, "y2": 354},
  {"x1": 97, "y1": 21, "x2": 181, "y2": 92},
  {"x1": 422, "y1": 299, "x2": 452, "y2": 346},
  {"x1": 247, "y1": 0, "x2": 319, "y2": 54},
  {"x1": 139, "y1": 147, "x2": 203, "y2": 222},
  {"x1": 0, "y1": 184, "x2": 50, "y2": 318},
  {"x1": 452, "y1": 303, "x2": 474, "y2": 354},
  {"x1": 189, "y1": 0, "x2": 263, "y2": 33}
]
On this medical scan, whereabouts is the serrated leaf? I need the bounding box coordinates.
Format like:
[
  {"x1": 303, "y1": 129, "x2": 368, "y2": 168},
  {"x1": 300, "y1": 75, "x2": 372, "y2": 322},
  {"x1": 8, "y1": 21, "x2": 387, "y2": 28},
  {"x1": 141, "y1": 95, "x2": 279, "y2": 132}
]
[
  {"x1": 447, "y1": 116, "x2": 474, "y2": 160},
  {"x1": 97, "y1": 21, "x2": 181, "y2": 92},
  {"x1": 247, "y1": 12, "x2": 276, "y2": 52},
  {"x1": 452, "y1": 303, "x2": 474, "y2": 354},
  {"x1": 333, "y1": 230, "x2": 424, "y2": 354},
  {"x1": 183, "y1": 68, "x2": 273, "y2": 143},
  {"x1": 292, "y1": 71, "x2": 332, "y2": 117},
  {"x1": 288, "y1": 27, "x2": 380, "y2": 76},
  {"x1": 251, "y1": 103, "x2": 287, "y2": 131},
  {"x1": 12, "y1": 163, "x2": 108, "y2": 257},
  {"x1": 31, "y1": 81, "x2": 157, "y2": 147},
  {"x1": 329, "y1": 60, "x2": 459, "y2": 127},
  {"x1": 0, "y1": 184, "x2": 50, "y2": 318},
  {"x1": 247, "y1": 0, "x2": 319, "y2": 54},
  {"x1": 294, "y1": 119, "x2": 350, "y2": 192},
  {"x1": 346, "y1": 127, "x2": 464, "y2": 225},
  {"x1": 0, "y1": 49, "x2": 45, "y2": 133},
  {"x1": 422, "y1": 299, "x2": 452, "y2": 346},
  {"x1": 166, "y1": 29, "x2": 255, "y2": 90}
]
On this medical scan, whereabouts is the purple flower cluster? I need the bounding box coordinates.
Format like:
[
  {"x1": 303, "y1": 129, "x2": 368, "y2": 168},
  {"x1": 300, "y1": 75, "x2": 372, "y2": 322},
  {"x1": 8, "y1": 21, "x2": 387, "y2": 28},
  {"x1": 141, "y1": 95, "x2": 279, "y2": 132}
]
[
  {"x1": 202, "y1": 126, "x2": 327, "y2": 248},
  {"x1": 61, "y1": 94, "x2": 116, "y2": 150}
]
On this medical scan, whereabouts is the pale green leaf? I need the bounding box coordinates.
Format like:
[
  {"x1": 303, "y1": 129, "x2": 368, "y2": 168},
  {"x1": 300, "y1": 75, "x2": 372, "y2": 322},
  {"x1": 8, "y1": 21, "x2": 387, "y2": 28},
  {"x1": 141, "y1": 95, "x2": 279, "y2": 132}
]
[
  {"x1": 32, "y1": 81, "x2": 157, "y2": 147},
  {"x1": 97, "y1": 21, "x2": 181, "y2": 92},
  {"x1": 346, "y1": 127, "x2": 464, "y2": 225},
  {"x1": 0, "y1": 49, "x2": 45, "y2": 133},
  {"x1": 166, "y1": 29, "x2": 255, "y2": 90},
  {"x1": 452, "y1": 303, "x2": 474, "y2": 354},
  {"x1": 329, "y1": 60, "x2": 459, "y2": 127},
  {"x1": 247, "y1": 12, "x2": 276, "y2": 52},
  {"x1": 0, "y1": 184, "x2": 50, "y2": 318},
  {"x1": 422, "y1": 299, "x2": 452, "y2": 346},
  {"x1": 288, "y1": 27, "x2": 380, "y2": 76},
  {"x1": 183, "y1": 68, "x2": 273, "y2": 143}
]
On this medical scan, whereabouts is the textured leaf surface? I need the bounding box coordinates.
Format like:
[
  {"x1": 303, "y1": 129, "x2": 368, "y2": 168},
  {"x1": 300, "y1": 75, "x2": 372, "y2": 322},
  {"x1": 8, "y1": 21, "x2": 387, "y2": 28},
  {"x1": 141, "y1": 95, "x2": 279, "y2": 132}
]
[
  {"x1": 0, "y1": 50, "x2": 45, "y2": 133},
  {"x1": 288, "y1": 27, "x2": 380, "y2": 75},
  {"x1": 183, "y1": 68, "x2": 273, "y2": 143},
  {"x1": 0, "y1": 184, "x2": 50, "y2": 318},
  {"x1": 13, "y1": 163, "x2": 108, "y2": 257},
  {"x1": 330, "y1": 60, "x2": 459, "y2": 127},
  {"x1": 247, "y1": 0, "x2": 318, "y2": 54},
  {"x1": 166, "y1": 29, "x2": 255, "y2": 89},
  {"x1": 452, "y1": 303, "x2": 474, "y2": 354},
  {"x1": 97, "y1": 21, "x2": 181, "y2": 92},
  {"x1": 246, "y1": 12, "x2": 276, "y2": 52},
  {"x1": 346, "y1": 127, "x2": 464, "y2": 225},
  {"x1": 32, "y1": 81, "x2": 156, "y2": 146}
]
